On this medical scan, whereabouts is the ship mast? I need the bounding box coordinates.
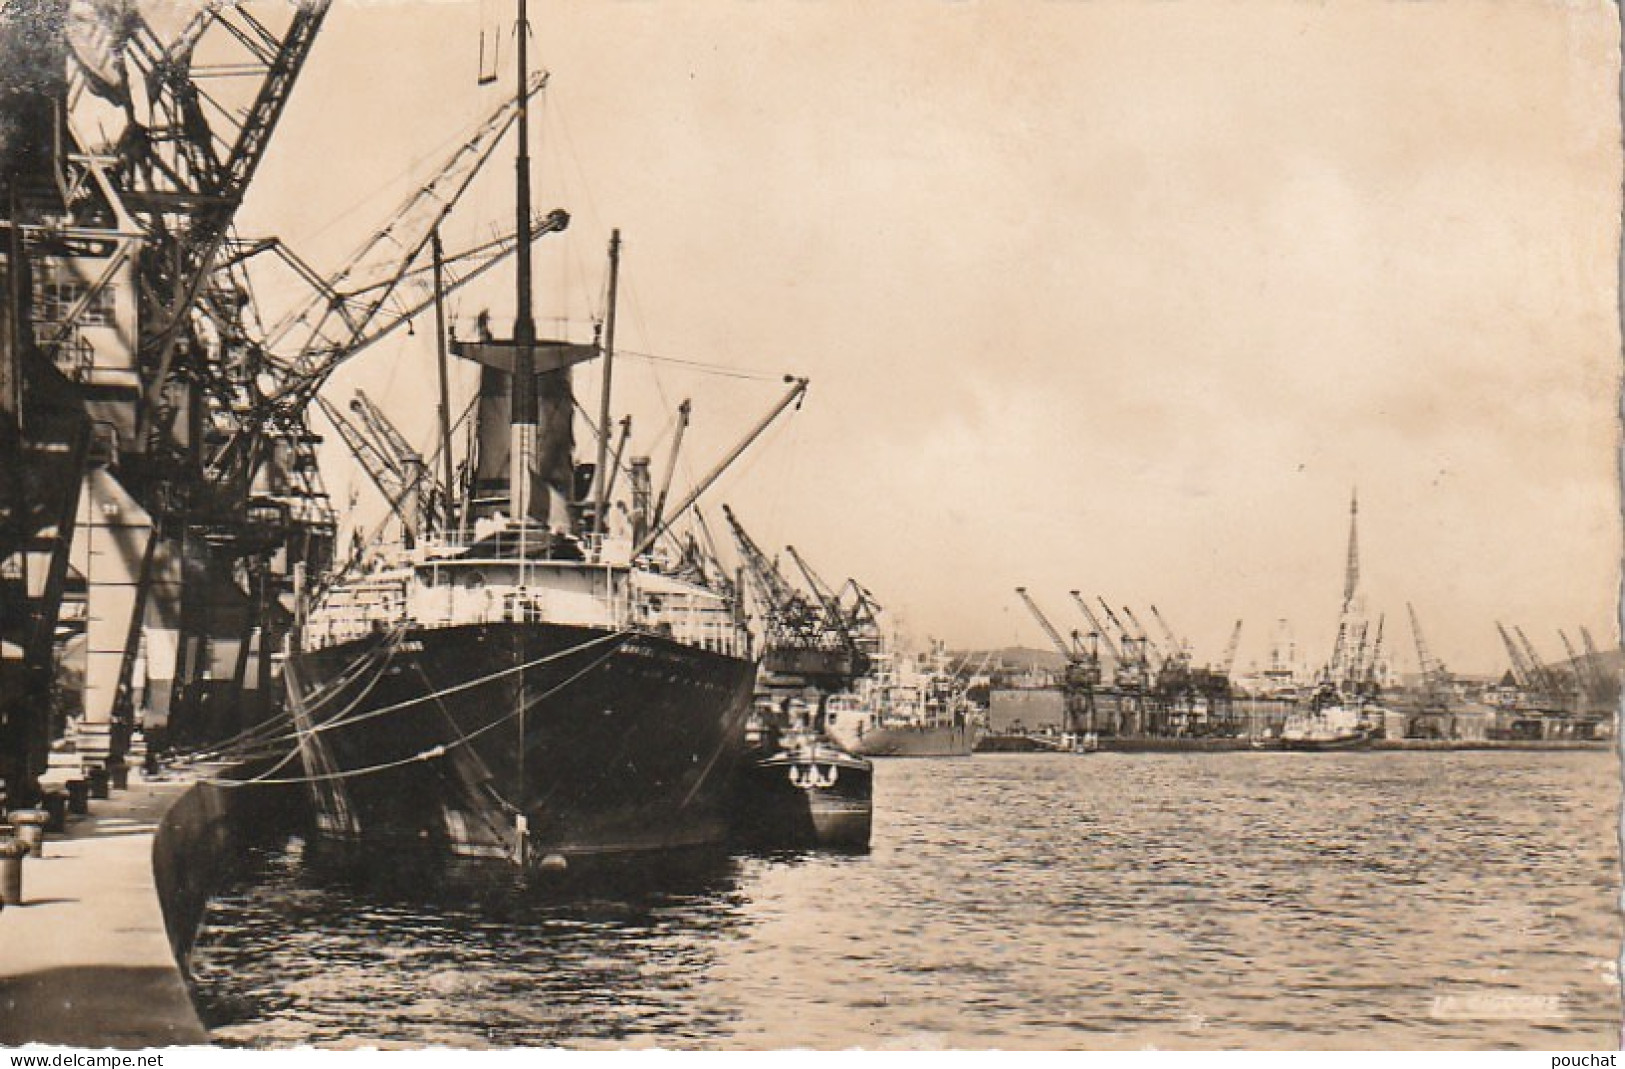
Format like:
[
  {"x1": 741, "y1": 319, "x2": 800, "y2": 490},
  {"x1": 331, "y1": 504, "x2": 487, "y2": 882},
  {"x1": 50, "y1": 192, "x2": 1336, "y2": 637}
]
[
  {"x1": 593, "y1": 230, "x2": 621, "y2": 537},
  {"x1": 509, "y1": 0, "x2": 538, "y2": 525}
]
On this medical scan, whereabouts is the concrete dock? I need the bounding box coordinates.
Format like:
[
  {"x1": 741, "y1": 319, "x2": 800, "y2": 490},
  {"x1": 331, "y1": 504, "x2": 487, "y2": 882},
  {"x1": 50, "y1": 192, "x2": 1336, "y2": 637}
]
[{"x1": 0, "y1": 775, "x2": 210, "y2": 1048}]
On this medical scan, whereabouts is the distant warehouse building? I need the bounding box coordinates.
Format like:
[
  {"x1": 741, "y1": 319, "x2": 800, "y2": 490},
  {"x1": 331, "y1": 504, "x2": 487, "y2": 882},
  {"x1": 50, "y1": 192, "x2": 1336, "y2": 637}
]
[{"x1": 988, "y1": 687, "x2": 1066, "y2": 734}]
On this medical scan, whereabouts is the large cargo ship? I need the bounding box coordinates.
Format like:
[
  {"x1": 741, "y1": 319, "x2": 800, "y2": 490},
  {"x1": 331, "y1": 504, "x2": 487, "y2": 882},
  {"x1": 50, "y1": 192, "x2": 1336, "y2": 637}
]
[
  {"x1": 286, "y1": 3, "x2": 796, "y2": 867},
  {"x1": 290, "y1": 545, "x2": 759, "y2": 861}
]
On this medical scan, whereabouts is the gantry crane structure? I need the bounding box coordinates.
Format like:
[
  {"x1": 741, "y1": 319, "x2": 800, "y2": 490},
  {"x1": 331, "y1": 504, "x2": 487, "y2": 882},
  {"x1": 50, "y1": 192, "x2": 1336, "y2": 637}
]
[
  {"x1": 1137, "y1": 604, "x2": 1237, "y2": 738},
  {"x1": 1014, "y1": 587, "x2": 1098, "y2": 736},
  {"x1": 1404, "y1": 602, "x2": 1454, "y2": 739},
  {"x1": 723, "y1": 504, "x2": 859, "y2": 691},
  {"x1": 1, "y1": 0, "x2": 334, "y2": 794},
  {"x1": 0, "y1": 0, "x2": 584, "y2": 796},
  {"x1": 1065, "y1": 592, "x2": 1148, "y2": 735}
]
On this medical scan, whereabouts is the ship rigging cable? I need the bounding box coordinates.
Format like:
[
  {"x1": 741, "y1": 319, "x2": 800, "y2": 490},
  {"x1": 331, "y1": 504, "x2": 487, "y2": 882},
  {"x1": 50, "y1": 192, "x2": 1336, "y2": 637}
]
[
  {"x1": 194, "y1": 626, "x2": 414, "y2": 781},
  {"x1": 203, "y1": 630, "x2": 632, "y2": 788},
  {"x1": 291, "y1": 627, "x2": 635, "y2": 743},
  {"x1": 182, "y1": 626, "x2": 410, "y2": 762}
]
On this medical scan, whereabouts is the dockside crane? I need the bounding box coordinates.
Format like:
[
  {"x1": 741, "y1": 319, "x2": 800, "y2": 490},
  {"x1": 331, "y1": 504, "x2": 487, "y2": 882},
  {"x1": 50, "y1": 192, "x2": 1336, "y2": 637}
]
[
  {"x1": 1218, "y1": 619, "x2": 1244, "y2": 678},
  {"x1": 1016, "y1": 588, "x2": 1087, "y2": 664},
  {"x1": 1515, "y1": 626, "x2": 1569, "y2": 706},
  {"x1": 9, "y1": 1, "x2": 337, "y2": 772},
  {"x1": 786, "y1": 544, "x2": 870, "y2": 679},
  {"x1": 1097, "y1": 598, "x2": 1149, "y2": 675},
  {"x1": 1015, "y1": 587, "x2": 1098, "y2": 735},
  {"x1": 1579, "y1": 627, "x2": 1615, "y2": 712},
  {"x1": 1361, "y1": 613, "x2": 1386, "y2": 695},
  {"x1": 1149, "y1": 605, "x2": 1190, "y2": 668},
  {"x1": 724, "y1": 502, "x2": 854, "y2": 689},
  {"x1": 1069, "y1": 591, "x2": 1121, "y2": 666},
  {"x1": 1121, "y1": 606, "x2": 1163, "y2": 668},
  {"x1": 1557, "y1": 630, "x2": 1591, "y2": 706},
  {"x1": 314, "y1": 391, "x2": 451, "y2": 546},
  {"x1": 1497, "y1": 621, "x2": 1535, "y2": 687},
  {"x1": 1407, "y1": 603, "x2": 1451, "y2": 705}
]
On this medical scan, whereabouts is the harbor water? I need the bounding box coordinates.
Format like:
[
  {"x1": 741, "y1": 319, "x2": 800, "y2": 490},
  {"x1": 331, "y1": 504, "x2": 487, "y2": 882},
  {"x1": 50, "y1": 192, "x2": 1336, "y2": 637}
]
[{"x1": 190, "y1": 751, "x2": 1621, "y2": 1049}]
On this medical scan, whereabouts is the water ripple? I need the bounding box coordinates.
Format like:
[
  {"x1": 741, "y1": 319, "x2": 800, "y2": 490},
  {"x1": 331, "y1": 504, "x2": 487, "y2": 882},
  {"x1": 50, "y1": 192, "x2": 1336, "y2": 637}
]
[{"x1": 190, "y1": 750, "x2": 1621, "y2": 1049}]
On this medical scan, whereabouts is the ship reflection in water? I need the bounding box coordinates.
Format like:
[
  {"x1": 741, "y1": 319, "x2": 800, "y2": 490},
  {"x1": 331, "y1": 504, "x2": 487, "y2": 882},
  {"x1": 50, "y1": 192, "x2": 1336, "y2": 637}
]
[{"x1": 191, "y1": 752, "x2": 1619, "y2": 1050}]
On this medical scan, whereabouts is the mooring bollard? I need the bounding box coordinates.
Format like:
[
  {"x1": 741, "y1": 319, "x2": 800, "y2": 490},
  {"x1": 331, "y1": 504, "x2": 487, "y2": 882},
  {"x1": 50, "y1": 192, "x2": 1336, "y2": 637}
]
[
  {"x1": 66, "y1": 779, "x2": 89, "y2": 816},
  {"x1": 87, "y1": 765, "x2": 109, "y2": 800},
  {"x1": 0, "y1": 839, "x2": 26, "y2": 905},
  {"x1": 108, "y1": 761, "x2": 130, "y2": 791},
  {"x1": 42, "y1": 792, "x2": 67, "y2": 833},
  {"x1": 9, "y1": 810, "x2": 48, "y2": 859}
]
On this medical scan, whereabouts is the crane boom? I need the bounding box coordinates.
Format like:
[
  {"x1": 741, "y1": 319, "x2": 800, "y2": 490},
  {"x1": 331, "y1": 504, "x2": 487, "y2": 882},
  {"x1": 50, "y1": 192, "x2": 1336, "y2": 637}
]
[
  {"x1": 649, "y1": 400, "x2": 692, "y2": 536},
  {"x1": 1515, "y1": 626, "x2": 1559, "y2": 695},
  {"x1": 1219, "y1": 619, "x2": 1244, "y2": 676},
  {"x1": 1365, "y1": 613, "x2": 1386, "y2": 683},
  {"x1": 267, "y1": 70, "x2": 548, "y2": 360},
  {"x1": 1497, "y1": 622, "x2": 1534, "y2": 688},
  {"x1": 1407, "y1": 603, "x2": 1435, "y2": 678},
  {"x1": 1070, "y1": 591, "x2": 1120, "y2": 664},
  {"x1": 1015, "y1": 588, "x2": 1077, "y2": 660},
  {"x1": 1149, "y1": 604, "x2": 1184, "y2": 661},
  {"x1": 634, "y1": 377, "x2": 808, "y2": 558},
  {"x1": 787, "y1": 545, "x2": 864, "y2": 666},
  {"x1": 1580, "y1": 626, "x2": 1608, "y2": 704},
  {"x1": 1558, "y1": 629, "x2": 1588, "y2": 699},
  {"x1": 722, "y1": 505, "x2": 801, "y2": 615}
]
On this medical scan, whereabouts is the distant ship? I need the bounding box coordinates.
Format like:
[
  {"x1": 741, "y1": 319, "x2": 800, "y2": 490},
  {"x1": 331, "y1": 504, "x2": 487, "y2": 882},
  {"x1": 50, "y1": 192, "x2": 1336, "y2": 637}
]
[
  {"x1": 825, "y1": 645, "x2": 980, "y2": 757},
  {"x1": 1277, "y1": 492, "x2": 1387, "y2": 752},
  {"x1": 286, "y1": 13, "x2": 803, "y2": 868},
  {"x1": 1277, "y1": 683, "x2": 1381, "y2": 751}
]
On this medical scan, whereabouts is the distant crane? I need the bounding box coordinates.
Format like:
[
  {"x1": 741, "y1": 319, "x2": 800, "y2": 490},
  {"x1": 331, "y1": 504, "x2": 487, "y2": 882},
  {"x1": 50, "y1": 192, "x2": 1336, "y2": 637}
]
[
  {"x1": 1069, "y1": 591, "x2": 1121, "y2": 665},
  {"x1": 1579, "y1": 627, "x2": 1613, "y2": 710},
  {"x1": 1015, "y1": 587, "x2": 1097, "y2": 735},
  {"x1": 724, "y1": 503, "x2": 854, "y2": 689},
  {"x1": 1217, "y1": 619, "x2": 1244, "y2": 677},
  {"x1": 1557, "y1": 630, "x2": 1588, "y2": 703},
  {"x1": 1121, "y1": 606, "x2": 1163, "y2": 667},
  {"x1": 1497, "y1": 622, "x2": 1537, "y2": 689},
  {"x1": 786, "y1": 544, "x2": 869, "y2": 678},
  {"x1": 1097, "y1": 598, "x2": 1148, "y2": 675},
  {"x1": 1149, "y1": 605, "x2": 1189, "y2": 669},
  {"x1": 1406, "y1": 603, "x2": 1452, "y2": 704},
  {"x1": 1016, "y1": 587, "x2": 1087, "y2": 663},
  {"x1": 1515, "y1": 626, "x2": 1568, "y2": 703}
]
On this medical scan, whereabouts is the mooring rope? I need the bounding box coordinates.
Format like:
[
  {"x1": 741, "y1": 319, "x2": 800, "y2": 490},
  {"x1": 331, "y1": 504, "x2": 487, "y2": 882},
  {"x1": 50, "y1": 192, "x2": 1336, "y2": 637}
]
[
  {"x1": 202, "y1": 632, "x2": 630, "y2": 788},
  {"x1": 177, "y1": 625, "x2": 410, "y2": 763},
  {"x1": 182, "y1": 624, "x2": 411, "y2": 764},
  {"x1": 283, "y1": 627, "x2": 636, "y2": 743}
]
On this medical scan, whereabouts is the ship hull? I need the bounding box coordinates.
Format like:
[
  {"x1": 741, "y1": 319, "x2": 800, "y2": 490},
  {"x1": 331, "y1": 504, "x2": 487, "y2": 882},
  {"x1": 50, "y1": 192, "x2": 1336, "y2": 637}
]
[
  {"x1": 288, "y1": 622, "x2": 757, "y2": 864},
  {"x1": 841, "y1": 722, "x2": 978, "y2": 758}
]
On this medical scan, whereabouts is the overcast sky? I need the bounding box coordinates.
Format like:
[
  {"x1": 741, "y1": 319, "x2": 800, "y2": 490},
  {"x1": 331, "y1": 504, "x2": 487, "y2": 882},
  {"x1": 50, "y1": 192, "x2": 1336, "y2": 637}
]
[{"x1": 240, "y1": 0, "x2": 1622, "y2": 677}]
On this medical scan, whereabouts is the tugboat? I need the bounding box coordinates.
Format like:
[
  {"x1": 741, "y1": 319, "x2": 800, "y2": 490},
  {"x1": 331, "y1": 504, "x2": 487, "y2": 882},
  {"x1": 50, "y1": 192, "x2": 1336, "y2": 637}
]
[
  {"x1": 734, "y1": 699, "x2": 873, "y2": 852},
  {"x1": 286, "y1": 2, "x2": 807, "y2": 869}
]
